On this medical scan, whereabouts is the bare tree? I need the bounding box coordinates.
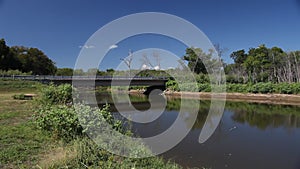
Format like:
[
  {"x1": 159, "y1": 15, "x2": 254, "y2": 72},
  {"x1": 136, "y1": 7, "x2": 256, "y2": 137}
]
[
  {"x1": 140, "y1": 53, "x2": 154, "y2": 69},
  {"x1": 153, "y1": 51, "x2": 161, "y2": 70},
  {"x1": 121, "y1": 49, "x2": 133, "y2": 77}
]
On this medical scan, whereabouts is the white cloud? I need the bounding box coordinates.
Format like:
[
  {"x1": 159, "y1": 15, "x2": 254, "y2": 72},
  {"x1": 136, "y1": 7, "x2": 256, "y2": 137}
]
[
  {"x1": 141, "y1": 64, "x2": 150, "y2": 70},
  {"x1": 108, "y1": 44, "x2": 118, "y2": 50},
  {"x1": 79, "y1": 45, "x2": 95, "y2": 49}
]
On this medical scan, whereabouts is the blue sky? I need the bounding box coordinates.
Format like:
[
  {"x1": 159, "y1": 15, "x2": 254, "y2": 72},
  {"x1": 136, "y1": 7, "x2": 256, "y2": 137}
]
[{"x1": 0, "y1": 0, "x2": 300, "y2": 70}]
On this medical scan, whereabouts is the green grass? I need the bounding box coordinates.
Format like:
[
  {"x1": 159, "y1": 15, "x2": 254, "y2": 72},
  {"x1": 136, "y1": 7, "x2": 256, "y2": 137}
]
[
  {"x1": 0, "y1": 90, "x2": 51, "y2": 168},
  {"x1": 0, "y1": 79, "x2": 40, "y2": 92}
]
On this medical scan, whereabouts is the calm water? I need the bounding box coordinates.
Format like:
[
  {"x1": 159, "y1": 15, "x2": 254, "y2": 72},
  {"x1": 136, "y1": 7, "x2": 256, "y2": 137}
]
[{"x1": 94, "y1": 92, "x2": 300, "y2": 169}]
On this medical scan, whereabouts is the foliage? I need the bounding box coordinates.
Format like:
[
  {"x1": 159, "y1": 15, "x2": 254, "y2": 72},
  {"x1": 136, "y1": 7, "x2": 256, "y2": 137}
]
[
  {"x1": 37, "y1": 83, "x2": 73, "y2": 105},
  {"x1": 55, "y1": 68, "x2": 73, "y2": 76},
  {"x1": 166, "y1": 79, "x2": 179, "y2": 91},
  {"x1": 183, "y1": 47, "x2": 209, "y2": 74},
  {"x1": 198, "y1": 83, "x2": 211, "y2": 92},
  {"x1": 226, "y1": 83, "x2": 249, "y2": 93},
  {"x1": 166, "y1": 77, "x2": 300, "y2": 94},
  {"x1": 12, "y1": 93, "x2": 25, "y2": 100},
  {"x1": 34, "y1": 105, "x2": 82, "y2": 141},
  {"x1": 0, "y1": 38, "x2": 57, "y2": 75},
  {"x1": 227, "y1": 44, "x2": 300, "y2": 83},
  {"x1": 0, "y1": 39, "x2": 21, "y2": 70},
  {"x1": 179, "y1": 83, "x2": 199, "y2": 92},
  {"x1": 0, "y1": 69, "x2": 32, "y2": 75}
]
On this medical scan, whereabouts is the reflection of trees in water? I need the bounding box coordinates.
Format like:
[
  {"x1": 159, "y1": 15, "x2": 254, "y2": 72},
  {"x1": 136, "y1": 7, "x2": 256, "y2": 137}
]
[
  {"x1": 227, "y1": 102, "x2": 300, "y2": 130},
  {"x1": 95, "y1": 92, "x2": 300, "y2": 131},
  {"x1": 166, "y1": 98, "x2": 210, "y2": 130}
]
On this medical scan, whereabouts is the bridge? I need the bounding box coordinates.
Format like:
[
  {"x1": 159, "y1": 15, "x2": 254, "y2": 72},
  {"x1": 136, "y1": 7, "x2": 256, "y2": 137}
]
[{"x1": 1, "y1": 75, "x2": 168, "y2": 94}]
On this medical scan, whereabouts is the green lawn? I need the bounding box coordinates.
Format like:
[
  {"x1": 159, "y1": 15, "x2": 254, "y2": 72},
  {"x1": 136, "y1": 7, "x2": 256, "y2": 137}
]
[{"x1": 0, "y1": 90, "x2": 51, "y2": 168}]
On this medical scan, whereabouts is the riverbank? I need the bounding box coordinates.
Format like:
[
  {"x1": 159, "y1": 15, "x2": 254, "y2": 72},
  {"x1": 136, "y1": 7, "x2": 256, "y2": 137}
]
[
  {"x1": 129, "y1": 90, "x2": 300, "y2": 105},
  {"x1": 0, "y1": 82, "x2": 182, "y2": 168}
]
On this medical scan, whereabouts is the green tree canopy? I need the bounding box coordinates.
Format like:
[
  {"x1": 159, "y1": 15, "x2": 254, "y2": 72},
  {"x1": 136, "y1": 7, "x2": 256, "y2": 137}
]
[{"x1": 0, "y1": 39, "x2": 21, "y2": 70}]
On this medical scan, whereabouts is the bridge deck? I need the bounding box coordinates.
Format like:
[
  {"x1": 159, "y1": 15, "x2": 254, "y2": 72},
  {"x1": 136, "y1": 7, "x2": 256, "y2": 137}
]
[{"x1": 1, "y1": 75, "x2": 169, "y2": 86}]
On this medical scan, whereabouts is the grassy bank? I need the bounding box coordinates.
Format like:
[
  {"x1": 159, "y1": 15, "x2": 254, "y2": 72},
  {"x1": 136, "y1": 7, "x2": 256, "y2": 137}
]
[
  {"x1": 0, "y1": 81, "x2": 182, "y2": 168},
  {"x1": 0, "y1": 79, "x2": 39, "y2": 92}
]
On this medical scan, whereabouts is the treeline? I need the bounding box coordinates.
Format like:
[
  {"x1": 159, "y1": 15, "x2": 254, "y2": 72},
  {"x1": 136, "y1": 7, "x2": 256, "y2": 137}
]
[
  {"x1": 183, "y1": 45, "x2": 300, "y2": 84},
  {"x1": 226, "y1": 45, "x2": 300, "y2": 83},
  {"x1": 0, "y1": 39, "x2": 57, "y2": 75}
]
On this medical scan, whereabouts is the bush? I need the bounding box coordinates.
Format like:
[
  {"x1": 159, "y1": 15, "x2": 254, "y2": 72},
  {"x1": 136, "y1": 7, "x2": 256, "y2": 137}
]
[
  {"x1": 275, "y1": 83, "x2": 293, "y2": 94},
  {"x1": 291, "y1": 83, "x2": 300, "y2": 94},
  {"x1": 195, "y1": 74, "x2": 209, "y2": 84},
  {"x1": 198, "y1": 83, "x2": 211, "y2": 92},
  {"x1": 179, "y1": 83, "x2": 198, "y2": 92},
  {"x1": 166, "y1": 79, "x2": 179, "y2": 91},
  {"x1": 34, "y1": 84, "x2": 122, "y2": 141},
  {"x1": 34, "y1": 104, "x2": 123, "y2": 142},
  {"x1": 34, "y1": 105, "x2": 82, "y2": 141},
  {"x1": 248, "y1": 82, "x2": 274, "y2": 94},
  {"x1": 37, "y1": 83, "x2": 73, "y2": 105},
  {"x1": 226, "y1": 83, "x2": 249, "y2": 93}
]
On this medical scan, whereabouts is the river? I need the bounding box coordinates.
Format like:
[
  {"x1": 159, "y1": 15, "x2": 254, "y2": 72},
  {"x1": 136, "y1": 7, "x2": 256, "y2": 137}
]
[{"x1": 93, "y1": 92, "x2": 300, "y2": 169}]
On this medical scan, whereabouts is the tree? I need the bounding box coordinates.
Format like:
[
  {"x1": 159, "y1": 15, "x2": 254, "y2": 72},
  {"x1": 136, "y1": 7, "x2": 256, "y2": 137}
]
[
  {"x1": 230, "y1": 49, "x2": 247, "y2": 65},
  {"x1": 11, "y1": 46, "x2": 57, "y2": 75},
  {"x1": 56, "y1": 68, "x2": 73, "y2": 76},
  {"x1": 183, "y1": 47, "x2": 209, "y2": 74},
  {"x1": 0, "y1": 39, "x2": 21, "y2": 70},
  {"x1": 121, "y1": 50, "x2": 133, "y2": 76},
  {"x1": 227, "y1": 44, "x2": 300, "y2": 83}
]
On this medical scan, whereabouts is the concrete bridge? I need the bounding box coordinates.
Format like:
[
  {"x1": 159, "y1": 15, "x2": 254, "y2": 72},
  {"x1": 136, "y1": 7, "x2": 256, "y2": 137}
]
[{"x1": 1, "y1": 75, "x2": 168, "y2": 94}]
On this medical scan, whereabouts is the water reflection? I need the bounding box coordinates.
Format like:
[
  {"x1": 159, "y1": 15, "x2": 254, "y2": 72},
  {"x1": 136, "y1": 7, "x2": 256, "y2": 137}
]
[{"x1": 226, "y1": 102, "x2": 300, "y2": 130}]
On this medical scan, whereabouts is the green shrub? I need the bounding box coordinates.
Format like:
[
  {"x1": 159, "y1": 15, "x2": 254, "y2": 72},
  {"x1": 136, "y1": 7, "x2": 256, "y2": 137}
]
[
  {"x1": 257, "y1": 82, "x2": 274, "y2": 94},
  {"x1": 38, "y1": 83, "x2": 73, "y2": 105},
  {"x1": 198, "y1": 83, "x2": 211, "y2": 92},
  {"x1": 179, "y1": 83, "x2": 198, "y2": 92},
  {"x1": 290, "y1": 83, "x2": 300, "y2": 94},
  {"x1": 166, "y1": 79, "x2": 179, "y2": 91},
  {"x1": 226, "y1": 83, "x2": 249, "y2": 93},
  {"x1": 34, "y1": 105, "x2": 82, "y2": 141},
  {"x1": 34, "y1": 104, "x2": 123, "y2": 142},
  {"x1": 275, "y1": 83, "x2": 293, "y2": 94},
  {"x1": 195, "y1": 74, "x2": 209, "y2": 84}
]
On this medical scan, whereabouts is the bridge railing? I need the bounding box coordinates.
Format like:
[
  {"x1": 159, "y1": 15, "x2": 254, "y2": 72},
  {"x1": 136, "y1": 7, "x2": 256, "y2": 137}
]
[{"x1": 0, "y1": 75, "x2": 169, "y2": 81}]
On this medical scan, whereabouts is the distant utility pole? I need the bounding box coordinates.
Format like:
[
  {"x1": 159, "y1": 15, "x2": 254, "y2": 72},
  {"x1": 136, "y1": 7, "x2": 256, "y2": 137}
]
[{"x1": 121, "y1": 49, "x2": 133, "y2": 77}]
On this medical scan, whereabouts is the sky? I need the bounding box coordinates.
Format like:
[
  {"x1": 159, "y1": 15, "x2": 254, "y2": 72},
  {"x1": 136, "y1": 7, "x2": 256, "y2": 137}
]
[{"x1": 0, "y1": 0, "x2": 300, "y2": 70}]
